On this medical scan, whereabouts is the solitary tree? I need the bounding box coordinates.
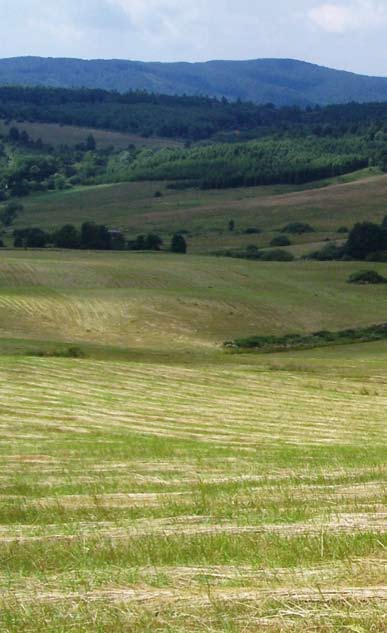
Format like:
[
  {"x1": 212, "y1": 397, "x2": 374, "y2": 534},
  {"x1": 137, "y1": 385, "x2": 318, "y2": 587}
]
[
  {"x1": 85, "y1": 134, "x2": 96, "y2": 151},
  {"x1": 228, "y1": 219, "x2": 235, "y2": 232},
  {"x1": 171, "y1": 233, "x2": 187, "y2": 254},
  {"x1": 8, "y1": 127, "x2": 20, "y2": 142}
]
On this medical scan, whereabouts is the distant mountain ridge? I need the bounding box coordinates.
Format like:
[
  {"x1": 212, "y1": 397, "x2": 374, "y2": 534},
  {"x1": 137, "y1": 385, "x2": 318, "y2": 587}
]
[{"x1": 1, "y1": 57, "x2": 387, "y2": 105}]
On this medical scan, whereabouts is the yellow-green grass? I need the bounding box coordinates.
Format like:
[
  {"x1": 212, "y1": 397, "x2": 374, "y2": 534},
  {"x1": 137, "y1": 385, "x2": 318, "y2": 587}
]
[
  {"x1": 8, "y1": 167, "x2": 386, "y2": 254},
  {"x1": 0, "y1": 251, "x2": 385, "y2": 631},
  {"x1": 2, "y1": 251, "x2": 387, "y2": 354},
  {"x1": 0, "y1": 119, "x2": 182, "y2": 150}
]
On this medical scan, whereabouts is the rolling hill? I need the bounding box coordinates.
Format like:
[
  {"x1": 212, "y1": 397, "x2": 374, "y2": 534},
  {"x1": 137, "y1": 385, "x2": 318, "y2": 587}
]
[
  {"x1": 2, "y1": 57, "x2": 387, "y2": 105},
  {"x1": 10, "y1": 169, "x2": 386, "y2": 254},
  {"x1": 0, "y1": 249, "x2": 386, "y2": 633}
]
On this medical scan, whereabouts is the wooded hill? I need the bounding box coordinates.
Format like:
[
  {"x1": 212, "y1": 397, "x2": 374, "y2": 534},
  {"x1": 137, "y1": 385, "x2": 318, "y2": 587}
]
[{"x1": 3, "y1": 57, "x2": 387, "y2": 105}]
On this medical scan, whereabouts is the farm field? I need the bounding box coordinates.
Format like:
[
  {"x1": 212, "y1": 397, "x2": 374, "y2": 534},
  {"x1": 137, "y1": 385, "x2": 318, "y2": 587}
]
[
  {"x1": 0, "y1": 250, "x2": 386, "y2": 632},
  {"x1": 11, "y1": 167, "x2": 386, "y2": 254},
  {"x1": 0, "y1": 119, "x2": 182, "y2": 149}
]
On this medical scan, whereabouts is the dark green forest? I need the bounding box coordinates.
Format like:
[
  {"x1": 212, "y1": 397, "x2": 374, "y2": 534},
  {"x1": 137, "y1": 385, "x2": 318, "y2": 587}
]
[
  {"x1": 4, "y1": 86, "x2": 387, "y2": 141},
  {"x1": 1, "y1": 86, "x2": 387, "y2": 201}
]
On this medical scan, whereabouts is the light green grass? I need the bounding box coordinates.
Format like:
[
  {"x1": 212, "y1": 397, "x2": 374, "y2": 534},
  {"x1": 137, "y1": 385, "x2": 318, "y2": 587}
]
[{"x1": 0, "y1": 251, "x2": 385, "y2": 631}]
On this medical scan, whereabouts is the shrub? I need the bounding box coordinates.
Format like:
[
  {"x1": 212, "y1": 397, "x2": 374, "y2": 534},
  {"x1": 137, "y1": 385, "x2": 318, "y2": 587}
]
[
  {"x1": 337, "y1": 226, "x2": 349, "y2": 233},
  {"x1": 347, "y1": 270, "x2": 387, "y2": 284},
  {"x1": 229, "y1": 323, "x2": 387, "y2": 352},
  {"x1": 66, "y1": 346, "x2": 86, "y2": 358},
  {"x1": 213, "y1": 246, "x2": 294, "y2": 262},
  {"x1": 270, "y1": 235, "x2": 291, "y2": 247},
  {"x1": 260, "y1": 249, "x2": 294, "y2": 262},
  {"x1": 127, "y1": 233, "x2": 163, "y2": 251},
  {"x1": 243, "y1": 227, "x2": 261, "y2": 235},
  {"x1": 282, "y1": 222, "x2": 315, "y2": 234},
  {"x1": 305, "y1": 243, "x2": 345, "y2": 261},
  {"x1": 33, "y1": 346, "x2": 86, "y2": 359},
  {"x1": 364, "y1": 251, "x2": 387, "y2": 262}
]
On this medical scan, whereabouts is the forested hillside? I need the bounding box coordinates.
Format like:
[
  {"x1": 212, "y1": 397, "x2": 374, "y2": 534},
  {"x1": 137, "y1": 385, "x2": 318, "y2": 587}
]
[
  {"x1": 3, "y1": 86, "x2": 387, "y2": 141},
  {"x1": 1, "y1": 85, "x2": 387, "y2": 206},
  {"x1": 123, "y1": 137, "x2": 371, "y2": 188},
  {"x1": 3, "y1": 57, "x2": 387, "y2": 105}
]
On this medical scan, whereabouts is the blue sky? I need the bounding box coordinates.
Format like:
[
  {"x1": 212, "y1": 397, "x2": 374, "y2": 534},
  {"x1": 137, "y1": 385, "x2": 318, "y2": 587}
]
[{"x1": 1, "y1": 1, "x2": 387, "y2": 75}]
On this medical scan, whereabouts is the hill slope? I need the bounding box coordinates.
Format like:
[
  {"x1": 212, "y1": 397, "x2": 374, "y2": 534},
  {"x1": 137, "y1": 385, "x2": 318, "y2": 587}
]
[
  {"x1": 0, "y1": 249, "x2": 386, "y2": 632},
  {"x1": 2, "y1": 57, "x2": 387, "y2": 105}
]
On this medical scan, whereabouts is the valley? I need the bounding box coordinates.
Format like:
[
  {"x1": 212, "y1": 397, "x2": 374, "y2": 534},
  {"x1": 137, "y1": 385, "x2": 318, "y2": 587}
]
[{"x1": 0, "y1": 71, "x2": 386, "y2": 633}]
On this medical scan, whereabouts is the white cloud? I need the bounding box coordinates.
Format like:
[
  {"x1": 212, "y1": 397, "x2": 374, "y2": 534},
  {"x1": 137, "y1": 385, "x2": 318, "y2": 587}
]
[{"x1": 309, "y1": 1, "x2": 387, "y2": 33}]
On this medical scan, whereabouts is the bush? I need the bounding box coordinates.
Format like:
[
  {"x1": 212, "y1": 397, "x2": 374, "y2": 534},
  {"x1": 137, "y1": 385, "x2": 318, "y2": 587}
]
[
  {"x1": 282, "y1": 222, "x2": 315, "y2": 234},
  {"x1": 337, "y1": 226, "x2": 349, "y2": 234},
  {"x1": 305, "y1": 243, "x2": 345, "y2": 261},
  {"x1": 270, "y1": 235, "x2": 291, "y2": 247},
  {"x1": 243, "y1": 227, "x2": 261, "y2": 235},
  {"x1": 66, "y1": 346, "x2": 86, "y2": 358},
  {"x1": 347, "y1": 270, "x2": 387, "y2": 284},
  {"x1": 33, "y1": 346, "x2": 86, "y2": 359},
  {"x1": 229, "y1": 323, "x2": 387, "y2": 352},
  {"x1": 260, "y1": 249, "x2": 294, "y2": 261},
  {"x1": 364, "y1": 251, "x2": 387, "y2": 262},
  {"x1": 127, "y1": 233, "x2": 163, "y2": 251},
  {"x1": 213, "y1": 246, "x2": 293, "y2": 262}
]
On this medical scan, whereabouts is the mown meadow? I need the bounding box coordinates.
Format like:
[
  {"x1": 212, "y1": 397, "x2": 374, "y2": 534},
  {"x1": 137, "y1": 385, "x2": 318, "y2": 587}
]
[{"x1": 0, "y1": 250, "x2": 385, "y2": 631}]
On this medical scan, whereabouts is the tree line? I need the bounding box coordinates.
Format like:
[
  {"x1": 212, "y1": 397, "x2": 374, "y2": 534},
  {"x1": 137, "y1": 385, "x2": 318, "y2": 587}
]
[{"x1": 10, "y1": 222, "x2": 187, "y2": 253}]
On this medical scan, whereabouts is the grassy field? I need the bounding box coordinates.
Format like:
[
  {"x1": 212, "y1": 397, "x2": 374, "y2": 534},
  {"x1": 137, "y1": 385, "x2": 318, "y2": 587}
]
[
  {"x1": 3, "y1": 250, "x2": 387, "y2": 352},
  {"x1": 0, "y1": 119, "x2": 182, "y2": 150},
  {"x1": 0, "y1": 250, "x2": 385, "y2": 632},
  {"x1": 8, "y1": 167, "x2": 386, "y2": 254}
]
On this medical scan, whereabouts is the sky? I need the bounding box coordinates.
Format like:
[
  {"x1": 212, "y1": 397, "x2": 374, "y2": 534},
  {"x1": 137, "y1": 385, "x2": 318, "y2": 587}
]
[{"x1": 1, "y1": 0, "x2": 386, "y2": 76}]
